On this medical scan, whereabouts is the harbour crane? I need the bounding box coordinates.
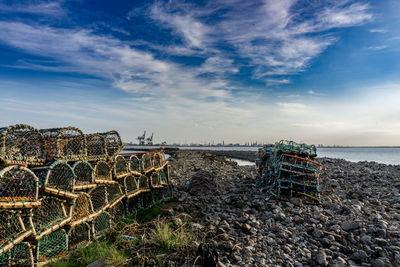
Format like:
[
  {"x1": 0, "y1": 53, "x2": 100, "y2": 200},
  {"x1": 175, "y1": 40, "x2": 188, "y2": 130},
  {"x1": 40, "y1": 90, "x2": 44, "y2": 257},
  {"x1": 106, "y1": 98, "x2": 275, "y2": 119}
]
[
  {"x1": 137, "y1": 131, "x2": 146, "y2": 145},
  {"x1": 146, "y1": 132, "x2": 154, "y2": 145}
]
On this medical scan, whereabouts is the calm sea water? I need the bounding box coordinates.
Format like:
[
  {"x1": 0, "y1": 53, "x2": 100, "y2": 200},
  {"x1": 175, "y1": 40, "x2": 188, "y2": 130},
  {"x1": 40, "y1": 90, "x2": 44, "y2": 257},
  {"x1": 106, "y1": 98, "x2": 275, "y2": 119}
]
[{"x1": 124, "y1": 146, "x2": 400, "y2": 165}]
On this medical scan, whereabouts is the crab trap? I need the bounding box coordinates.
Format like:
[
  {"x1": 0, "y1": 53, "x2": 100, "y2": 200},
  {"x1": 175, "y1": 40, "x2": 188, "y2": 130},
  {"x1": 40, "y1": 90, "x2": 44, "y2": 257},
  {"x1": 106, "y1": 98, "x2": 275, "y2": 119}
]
[
  {"x1": 129, "y1": 155, "x2": 142, "y2": 176},
  {"x1": 40, "y1": 127, "x2": 86, "y2": 162},
  {"x1": 93, "y1": 161, "x2": 115, "y2": 184},
  {"x1": 72, "y1": 161, "x2": 96, "y2": 190},
  {"x1": 138, "y1": 175, "x2": 150, "y2": 193},
  {"x1": 99, "y1": 131, "x2": 123, "y2": 159},
  {"x1": 113, "y1": 155, "x2": 130, "y2": 179},
  {"x1": 69, "y1": 192, "x2": 94, "y2": 227},
  {"x1": 0, "y1": 242, "x2": 34, "y2": 267},
  {"x1": 152, "y1": 152, "x2": 166, "y2": 170},
  {"x1": 67, "y1": 222, "x2": 91, "y2": 251},
  {"x1": 36, "y1": 229, "x2": 67, "y2": 263},
  {"x1": 139, "y1": 191, "x2": 154, "y2": 209},
  {"x1": 150, "y1": 172, "x2": 162, "y2": 189},
  {"x1": 33, "y1": 161, "x2": 77, "y2": 199},
  {"x1": 88, "y1": 185, "x2": 109, "y2": 213},
  {"x1": 106, "y1": 183, "x2": 124, "y2": 205},
  {"x1": 0, "y1": 165, "x2": 40, "y2": 209},
  {"x1": 92, "y1": 211, "x2": 111, "y2": 239},
  {"x1": 141, "y1": 153, "x2": 153, "y2": 173},
  {"x1": 85, "y1": 134, "x2": 107, "y2": 162},
  {"x1": 122, "y1": 175, "x2": 140, "y2": 199},
  {"x1": 108, "y1": 200, "x2": 126, "y2": 224},
  {"x1": 0, "y1": 124, "x2": 46, "y2": 166},
  {"x1": 30, "y1": 196, "x2": 71, "y2": 240},
  {"x1": 0, "y1": 210, "x2": 33, "y2": 258}
]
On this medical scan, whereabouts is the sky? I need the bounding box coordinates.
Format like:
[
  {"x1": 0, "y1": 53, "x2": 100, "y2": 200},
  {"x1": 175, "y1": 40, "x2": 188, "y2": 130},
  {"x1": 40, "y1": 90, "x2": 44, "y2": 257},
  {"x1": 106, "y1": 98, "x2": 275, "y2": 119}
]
[{"x1": 0, "y1": 0, "x2": 400, "y2": 146}]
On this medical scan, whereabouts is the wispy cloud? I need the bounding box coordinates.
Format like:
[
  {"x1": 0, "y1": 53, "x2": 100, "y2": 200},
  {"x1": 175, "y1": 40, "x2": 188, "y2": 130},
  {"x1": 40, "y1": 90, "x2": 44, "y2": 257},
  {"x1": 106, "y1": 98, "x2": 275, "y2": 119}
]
[
  {"x1": 370, "y1": 28, "x2": 387, "y2": 33},
  {"x1": 368, "y1": 45, "x2": 387, "y2": 50},
  {"x1": 0, "y1": 0, "x2": 64, "y2": 16}
]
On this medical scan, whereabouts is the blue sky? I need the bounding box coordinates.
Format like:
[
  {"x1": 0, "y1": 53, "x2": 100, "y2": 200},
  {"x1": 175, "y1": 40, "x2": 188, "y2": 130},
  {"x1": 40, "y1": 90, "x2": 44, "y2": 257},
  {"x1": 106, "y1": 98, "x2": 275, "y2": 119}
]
[{"x1": 0, "y1": 0, "x2": 400, "y2": 145}]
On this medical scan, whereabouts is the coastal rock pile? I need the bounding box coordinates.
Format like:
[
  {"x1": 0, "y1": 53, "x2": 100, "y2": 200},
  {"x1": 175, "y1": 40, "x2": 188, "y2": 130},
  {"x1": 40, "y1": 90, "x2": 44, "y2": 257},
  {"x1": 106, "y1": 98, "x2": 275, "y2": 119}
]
[{"x1": 170, "y1": 150, "x2": 400, "y2": 267}]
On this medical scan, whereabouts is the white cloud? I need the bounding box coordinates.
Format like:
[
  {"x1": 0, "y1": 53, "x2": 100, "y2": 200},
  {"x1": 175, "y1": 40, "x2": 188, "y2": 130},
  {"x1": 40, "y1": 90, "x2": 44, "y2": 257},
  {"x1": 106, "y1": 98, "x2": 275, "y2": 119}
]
[
  {"x1": 0, "y1": 1, "x2": 64, "y2": 16},
  {"x1": 308, "y1": 90, "x2": 315, "y2": 95},
  {"x1": 370, "y1": 28, "x2": 387, "y2": 33},
  {"x1": 367, "y1": 45, "x2": 387, "y2": 50}
]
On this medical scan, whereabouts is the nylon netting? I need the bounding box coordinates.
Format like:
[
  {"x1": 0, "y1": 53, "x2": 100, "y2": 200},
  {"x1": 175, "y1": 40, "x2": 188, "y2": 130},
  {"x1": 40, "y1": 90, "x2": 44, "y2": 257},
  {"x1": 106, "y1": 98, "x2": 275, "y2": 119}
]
[
  {"x1": 106, "y1": 184, "x2": 123, "y2": 204},
  {"x1": 0, "y1": 210, "x2": 28, "y2": 254},
  {"x1": 31, "y1": 196, "x2": 68, "y2": 236},
  {"x1": 36, "y1": 229, "x2": 67, "y2": 262},
  {"x1": 34, "y1": 161, "x2": 75, "y2": 192},
  {"x1": 72, "y1": 161, "x2": 94, "y2": 188},
  {"x1": 70, "y1": 193, "x2": 93, "y2": 222},
  {"x1": 0, "y1": 166, "x2": 38, "y2": 206},
  {"x1": 150, "y1": 172, "x2": 161, "y2": 188},
  {"x1": 88, "y1": 185, "x2": 107, "y2": 212},
  {"x1": 85, "y1": 134, "x2": 106, "y2": 161},
  {"x1": 92, "y1": 212, "x2": 111, "y2": 238},
  {"x1": 152, "y1": 153, "x2": 163, "y2": 168},
  {"x1": 0, "y1": 124, "x2": 45, "y2": 165},
  {"x1": 138, "y1": 175, "x2": 149, "y2": 191},
  {"x1": 129, "y1": 155, "x2": 141, "y2": 173},
  {"x1": 124, "y1": 175, "x2": 138, "y2": 196},
  {"x1": 100, "y1": 131, "x2": 123, "y2": 159},
  {"x1": 141, "y1": 153, "x2": 153, "y2": 172},
  {"x1": 67, "y1": 223, "x2": 90, "y2": 251},
  {"x1": 114, "y1": 155, "x2": 129, "y2": 178},
  {"x1": 108, "y1": 201, "x2": 125, "y2": 224},
  {"x1": 0, "y1": 242, "x2": 34, "y2": 267},
  {"x1": 93, "y1": 161, "x2": 112, "y2": 182}
]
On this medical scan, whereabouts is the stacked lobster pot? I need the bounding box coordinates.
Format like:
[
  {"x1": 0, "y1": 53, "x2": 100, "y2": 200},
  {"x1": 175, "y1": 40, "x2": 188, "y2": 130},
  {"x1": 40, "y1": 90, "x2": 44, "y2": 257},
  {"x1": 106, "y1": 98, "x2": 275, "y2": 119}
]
[
  {"x1": 257, "y1": 140, "x2": 322, "y2": 204},
  {"x1": 0, "y1": 124, "x2": 171, "y2": 266}
]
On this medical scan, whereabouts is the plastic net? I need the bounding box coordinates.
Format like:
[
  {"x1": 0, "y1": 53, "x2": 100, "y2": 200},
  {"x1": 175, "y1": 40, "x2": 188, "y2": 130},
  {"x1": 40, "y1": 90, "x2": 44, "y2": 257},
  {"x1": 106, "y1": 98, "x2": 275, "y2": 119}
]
[
  {"x1": 36, "y1": 229, "x2": 67, "y2": 262},
  {"x1": 92, "y1": 212, "x2": 111, "y2": 238},
  {"x1": 40, "y1": 127, "x2": 86, "y2": 162},
  {"x1": 0, "y1": 210, "x2": 29, "y2": 255},
  {"x1": 31, "y1": 196, "x2": 69, "y2": 236},
  {"x1": 72, "y1": 161, "x2": 94, "y2": 189},
  {"x1": 273, "y1": 140, "x2": 317, "y2": 158},
  {"x1": 85, "y1": 134, "x2": 107, "y2": 161},
  {"x1": 67, "y1": 223, "x2": 90, "y2": 251},
  {"x1": 100, "y1": 131, "x2": 123, "y2": 159},
  {"x1": 106, "y1": 184, "x2": 123, "y2": 204},
  {"x1": 70, "y1": 193, "x2": 93, "y2": 222},
  {"x1": 0, "y1": 124, "x2": 45, "y2": 165},
  {"x1": 93, "y1": 161, "x2": 112, "y2": 182},
  {"x1": 123, "y1": 175, "x2": 139, "y2": 197},
  {"x1": 138, "y1": 175, "x2": 149, "y2": 191},
  {"x1": 0, "y1": 242, "x2": 34, "y2": 267},
  {"x1": 129, "y1": 155, "x2": 141, "y2": 174},
  {"x1": 0, "y1": 166, "x2": 39, "y2": 207},
  {"x1": 34, "y1": 161, "x2": 75, "y2": 193},
  {"x1": 141, "y1": 153, "x2": 153, "y2": 172},
  {"x1": 88, "y1": 185, "x2": 108, "y2": 212},
  {"x1": 108, "y1": 201, "x2": 125, "y2": 224},
  {"x1": 114, "y1": 155, "x2": 129, "y2": 179}
]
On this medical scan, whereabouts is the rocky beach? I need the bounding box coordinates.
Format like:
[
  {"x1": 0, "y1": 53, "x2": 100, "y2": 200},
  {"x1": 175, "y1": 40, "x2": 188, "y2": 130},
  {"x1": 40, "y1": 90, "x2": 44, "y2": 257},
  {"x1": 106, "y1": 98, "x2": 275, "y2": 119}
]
[{"x1": 167, "y1": 150, "x2": 400, "y2": 267}]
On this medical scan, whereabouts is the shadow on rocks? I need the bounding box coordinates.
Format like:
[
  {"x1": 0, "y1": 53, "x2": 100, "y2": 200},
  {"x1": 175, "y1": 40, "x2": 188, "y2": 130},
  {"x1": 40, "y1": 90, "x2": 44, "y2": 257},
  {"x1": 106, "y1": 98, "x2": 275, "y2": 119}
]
[{"x1": 188, "y1": 170, "x2": 220, "y2": 196}]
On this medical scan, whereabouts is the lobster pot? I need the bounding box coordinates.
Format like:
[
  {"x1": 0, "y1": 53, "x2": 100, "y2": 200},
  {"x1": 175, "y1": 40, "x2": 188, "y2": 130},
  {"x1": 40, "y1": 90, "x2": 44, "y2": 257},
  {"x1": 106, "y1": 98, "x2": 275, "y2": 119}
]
[
  {"x1": 106, "y1": 184, "x2": 124, "y2": 204},
  {"x1": 85, "y1": 134, "x2": 107, "y2": 161},
  {"x1": 70, "y1": 192, "x2": 93, "y2": 223},
  {"x1": 36, "y1": 229, "x2": 67, "y2": 262},
  {"x1": 93, "y1": 161, "x2": 113, "y2": 184},
  {"x1": 127, "y1": 195, "x2": 141, "y2": 214},
  {"x1": 141, "y1": 153, "x2": 153, "y2": 173},
  {"x1": 31, "y1": 196, "x2": 70, "y2": 238},
  {"x1": 0, "y1": 210, "x2": 32, "y2": 257},
  {"x1": 67, "y1": 223, "x2": 91, "y2": 251},
  {"x1": 150, "y1": 172, "x2": 162, "y2": 188},
  {"x1": 124, "y1": 175, "x2": 139, "y2": 197},
  {"x1": 159, "y1": 169, "x2": 168, "y2": 186},
  {"x1": 0, "y1": 124, "x2": 45, "y2": 166},
  {"x1": 100, "y1": 131, "x2": 123, "y2": 159},
  {"x1": 139, "y1": 191, "x2": 153, "y2": 209},
  {"x1": 114, "y1": 155, "x2": 129, "y2": 179},
  {"x1": 152, "y1": 152, "x2": 164, "y2": 169},
  {"x1": 40, "y1": 127, "x2": 86, "y2": 162},
  {"x1": 89, "y1": 185, "x2": 108, "y2": 212},
  {"x1": 108, "y1": 200, "x2": 125, "y2": 223},
  {"x1": 138, "y1": 175, "x2": 150, "y2": 192},
  {"x1": 34, "y1": 161, "x2": 76, "y2": 198},
  {"x1": 0, "y1": 166, "x2": 39, "y2": 208},
  {"x1": 72, "y1": 161, "x2": 96, "y2": 190},
  {"x1": 92, "y1": 212, "x2": 111, "y2": 239},
  {"x1": 0, "y1": 242, "x2": 34, "y2": 267},
  {"x1": 129, "y1": 155, "x2": 141, "y2": 175}
]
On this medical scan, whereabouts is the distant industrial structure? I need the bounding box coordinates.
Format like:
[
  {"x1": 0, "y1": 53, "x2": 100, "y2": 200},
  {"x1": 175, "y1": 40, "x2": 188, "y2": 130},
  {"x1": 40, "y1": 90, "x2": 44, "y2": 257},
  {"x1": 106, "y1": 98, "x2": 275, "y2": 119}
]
[{"x1": 137, "y1": 131, "x2": 154, "y2": 145}]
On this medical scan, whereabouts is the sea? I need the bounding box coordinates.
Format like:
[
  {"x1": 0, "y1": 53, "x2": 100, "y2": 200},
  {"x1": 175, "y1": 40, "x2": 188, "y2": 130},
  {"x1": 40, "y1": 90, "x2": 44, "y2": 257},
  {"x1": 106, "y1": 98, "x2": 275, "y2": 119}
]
[{"x1": 124, "y1": 146, "x2": 400, "y2": 165}]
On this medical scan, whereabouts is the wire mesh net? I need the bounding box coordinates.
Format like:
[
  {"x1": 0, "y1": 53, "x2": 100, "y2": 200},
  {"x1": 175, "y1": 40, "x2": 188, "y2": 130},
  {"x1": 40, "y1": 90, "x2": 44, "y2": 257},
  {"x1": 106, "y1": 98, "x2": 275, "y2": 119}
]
[
  {"x1": 92, "y1": 212, "x2": 111, "y2": 238},
  {"x1": 141, "y1": 153, "x2": 153, "y2": 172},
  {"x1": 31, "y1": 196, "x2": 69, "y2": 236},
  {"x1": 88, "y1": 185, "x2": 108, "y2": 212},
  {"x1": 70, "y1": 192, "x2": 93, "y2": 222},
  {"x1": 36, "y1": 229, "x2": 67, "y2": 262},
  {"x1": 85, "y1": 134, "x2": 107, "y2": 161},
  {"x1": 114, "y1": 155, "x2": 129, "y2": 179},
  {"x1": 67, "y1": 223, "x2": 91, "y2": 251},
  {"x1": 0, "y1": 242, "x2": 34, "y2": 267},
  {"x1": 0, "y1": 210, "x2": 29, "y2": 255},
  {"x1": 150, "y1": 172, "x2": 161, "y2": 188},
  {"x1": 158, "y1": 169, "x2": 168, "y2": 186},
  {"x1": 0, "y1": 124, "x2": 45, "y2": 166},
  {"x1": 126, "y1": 195, "x2": 141, "y2": 214},
  {"x1": 152, "y1": 152, "x2": 163, "y2": 169},
  {"x1": 34, "y1": 161, "x2": 75, "y2": 193},
  {"x1": 99, "y1": 131, "x2": 123, "y2": 159},
  {"x1": 129, "y1": 155, "x2": 141, "y2": 174},
  {"x1": 108, "y1": 201, "x2": 125, "y2": 224},
  {"x1": 72, "y1": 161, "x2": 94, "y2": 189},
  {"x1": 139, "y1": 192, "x2": 153, "y2": 209},
  {"x1": 106, "y1": 184, "x2": 123, "y2": 204},
  {"x1": 0, "y1": 165, "x2": 39, "y2": 207},
  {"x1": 123, "y1": 175, "x2": 139, "y2": 196},
  {"x1": 138, "y1": 175, "x2": 149, "y2": 191},
  {"x1": 93, "y1": 161, "x2": 112, "y2": 182},
  {"x1": 40, "y1": 127, "x2": 85, "y2": 162}
]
